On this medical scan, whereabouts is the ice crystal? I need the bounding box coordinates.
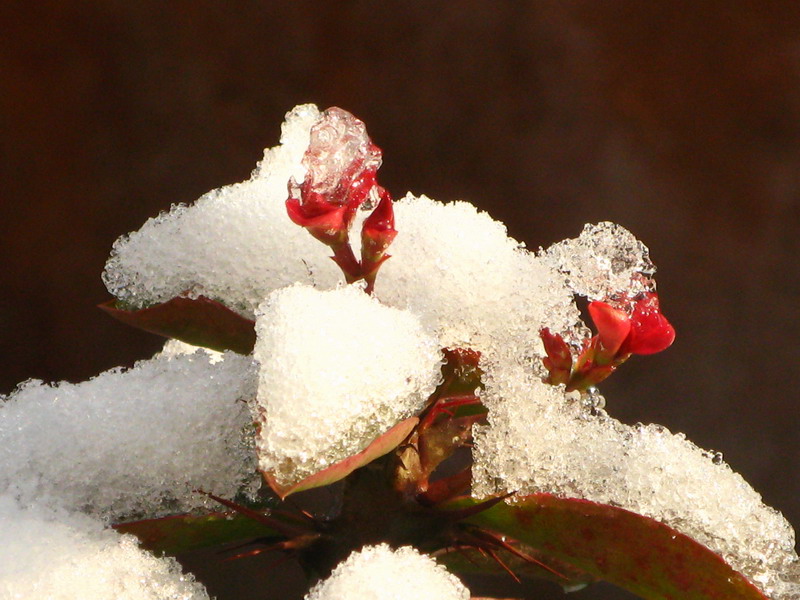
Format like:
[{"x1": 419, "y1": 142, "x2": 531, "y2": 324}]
[{"x1": 542, "y1": 221, "x2": 655, "y2": 303}]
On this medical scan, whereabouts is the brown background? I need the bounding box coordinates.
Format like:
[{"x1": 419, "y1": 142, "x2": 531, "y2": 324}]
[{"x1": 1, "y1": 2, "x2": 799, "y2": 599}]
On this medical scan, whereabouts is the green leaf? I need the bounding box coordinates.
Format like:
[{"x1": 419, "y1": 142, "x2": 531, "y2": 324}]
[
  {"x1": 99, "y1": 296, "x2": 256, "y2": 354},
  {"x1": 444, "y1": 494, "x2": 768, "y2": 600},
  {"x1": 263, "y1": 416, "x2": 419, "y2": 499},
  {"x1": 114, "y1": 511, "x2": 279, "y2": 556}
]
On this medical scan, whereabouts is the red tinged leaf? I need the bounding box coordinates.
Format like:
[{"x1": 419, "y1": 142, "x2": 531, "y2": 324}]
[
  {"x1": 588, "y1": 301, "x2": 632, "y2": 356},
  {"x1": 114, "y1": 511, "x2": 280, "y2": 556},
  {"x1": 99, "y1": 296, "x2": 256, "y2": 355},
  {"x1": 444, "y1": 495, "x2": 768, "y2": 600},
  {"x1": 263, "y1": 417, "x2": 419, "y2": 499}
]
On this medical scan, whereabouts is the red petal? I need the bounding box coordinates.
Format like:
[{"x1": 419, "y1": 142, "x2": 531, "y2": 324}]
[
  {"x1": 623, "y1": 293, "x2": 676, "y2": 355},
  {"x1": 285, "y1": 198, "x2": 347, "y2": 236},
  {"x1": 588, "y1": 301, "x2": 632, "y2": 356}
]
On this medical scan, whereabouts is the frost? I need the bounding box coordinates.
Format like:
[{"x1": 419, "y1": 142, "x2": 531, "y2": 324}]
[
  {"x1": 295, "y1": 106, "x2": 382, "y2": 201},
  {"x1": 0, "y1": 350, "x2": 258, "y2": 521},
  {"x1": 0, "y1": 495, "x2": 209, "y2": 600},
  {"x1": 253, "y1": 284, "x2": 442, "y2": 486},
  {"x1": 472, "y1": 367, "x2": 800, "y2": 599},
  {"x1": 304, "y1": 544, "x2": 469, "y2": 600},
  {"x1": 541, "y1": 221, "x2": 655, "y2": 302}
]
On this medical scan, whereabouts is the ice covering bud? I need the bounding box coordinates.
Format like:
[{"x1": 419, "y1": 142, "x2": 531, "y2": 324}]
[{"x1": 286, "y1": 107, "x2": 382, "y2": 246}]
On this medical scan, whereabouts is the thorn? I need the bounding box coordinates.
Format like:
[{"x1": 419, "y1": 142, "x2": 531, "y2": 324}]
[
  {"x1": 469, "y1": 528, "x2": 567, "y2": 581},
  {"x1": 486, "y1": 548, "x2": 521, "y2": 584},
  {"x1": 194, "y1": 489, "x2": 312, "y2": 540},
  {"x1": 281, "y1": 497, "x2": 317, "y2": 523},
  {"x1": 438, "y1": 492, "x2": 514, "y2": 522},
  {"x1": 223, "y1": 535, "x2": 284, "y2": 555},
  {"x1": 223, "y1": 540, "x2": 291, "y2": 562}
]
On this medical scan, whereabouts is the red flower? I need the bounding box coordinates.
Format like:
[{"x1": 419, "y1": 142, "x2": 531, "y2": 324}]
[{"x1": 588, "y1": 292, "x2": 675, "y2": 356}]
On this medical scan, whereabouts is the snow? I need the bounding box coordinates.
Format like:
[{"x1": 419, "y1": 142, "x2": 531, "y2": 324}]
[
  {"x1": 0, "y1": 495, "x2": 209, "y2": 600},
  {"x1": 0, "y1": 348, "x2": 258, "y2": 521},
  {"x1": 253, "y1": 284, "x2": 441, "y2": 486},
  {"x1": 304, "y1": 544, "x2": 469, "y2": 600},
  {"x1": 472, "y1": 365, "x2": 800, "y2": 599}
]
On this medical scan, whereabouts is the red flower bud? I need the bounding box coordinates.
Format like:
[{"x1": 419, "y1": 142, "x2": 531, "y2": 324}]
[
  {"x1": 620, "y1": 292, "x2": 676, "y2": 355},
  {"x1": 539, "y1": 328, "x2": 573, "y2": 386},
  {"x1": 589, "y1": 292, "x2": 675, "y2": 357},
  {"x1": 286, "y1": 107, "x2": 383, "y2": 247},
  {"x1": 286, "y1": 183, "x2": 350, "y2": 246},
  {"x1": 361, "y1": 189, "x2": 397, "y2": 260}
]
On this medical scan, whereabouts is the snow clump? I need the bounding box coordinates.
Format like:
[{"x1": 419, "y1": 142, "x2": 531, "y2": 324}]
[
  {"x1": 102, "y1": 104, "x2": 342, "y2": 316},
  {"x1": 471, "y1": 366, "x2": 800, "y2": 600},
  {"x1": 371, "y1": 194, "x2": 579, "y2": 363},
  {"x1": 0, "y1": 495, "x2": 209, "y2": 600},
  {"x1": 0, "y1": 349, "x2": 258, "y2": 521},
  {"x1": 304, "y1": 544, "x2": 469, "y2": 600},
  {"x1": 253, "y1": 284, "x2": 442, "y2": 486}
]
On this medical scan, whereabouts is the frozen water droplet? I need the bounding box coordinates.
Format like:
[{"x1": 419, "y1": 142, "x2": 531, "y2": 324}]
[
  {"x1": 584, "y1": 386, "x2": 606, "y2": 409},
  {"x1": 541, "y1": 222, "x2": 655, "y2": 301},
  {"x1": 302, "y1": 107, "x2": 382, "y2": 204}
]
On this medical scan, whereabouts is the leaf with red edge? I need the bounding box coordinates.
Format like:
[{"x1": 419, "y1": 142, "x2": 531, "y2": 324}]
[
  {"x1": 113, "y1": 511, "x2": 280, "y2": 556},
  {"x1": 263, "y1": 417, "x2": 419, "y2": 499},
  {"x1": 443, "y1": 495, "x2": 768, "y2": 600},
  {"x1": 99, "y1": 296, "x2": 256, "y2": 355}
]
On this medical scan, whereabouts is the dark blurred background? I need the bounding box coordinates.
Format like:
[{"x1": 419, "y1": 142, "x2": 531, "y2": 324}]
[{"x1": 2, "y1": 2, "x2": 799, "y2": 599}]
